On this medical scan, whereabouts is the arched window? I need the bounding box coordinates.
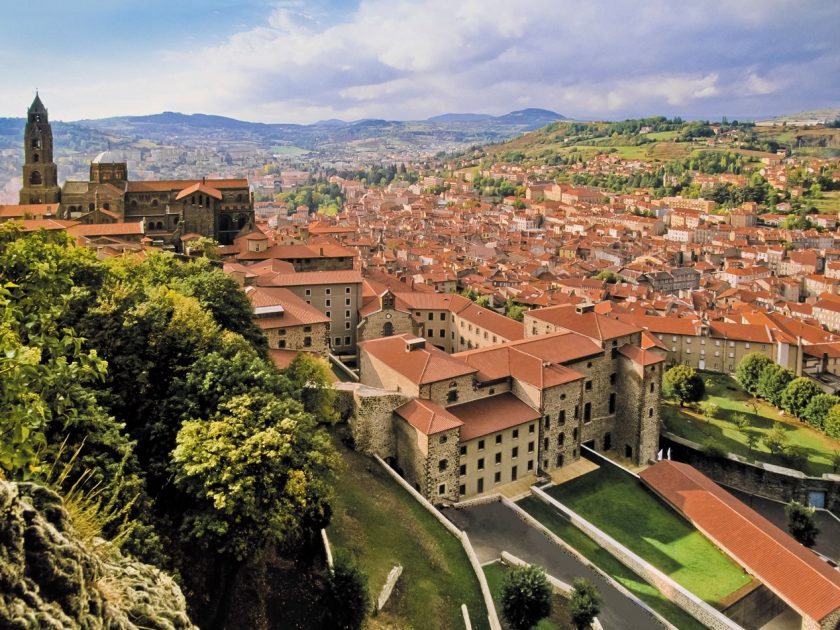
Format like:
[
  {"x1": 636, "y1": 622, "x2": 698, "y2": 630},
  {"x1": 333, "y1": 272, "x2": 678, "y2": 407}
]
[
  {"x1": 130, "y1": 199, "x2": 138, "y2": 208},
  {"x1": 31, "y1": 138, "x2": 41, "y2": 149},
  {"x1": 103, "y1": 202, "x2": 110, "y2": 211},
  {"x1": 89, "y1": 203, "x2": 95, "y2": 211},
  {"x1": 447, "y1": 382, "x2": 458, "y2": 403},
  {"x1": 29, "y1": 171, "x2": 42, "y2": 185},
  {"x1": 382, "y1": 322, "x2": 394, "y2": 337},
  {"x1": 151, "y1": 199, "x2": 159, "y2": 207},
  {"x1": 33, "y1": 154, "x2": 39, "y2": 163}
]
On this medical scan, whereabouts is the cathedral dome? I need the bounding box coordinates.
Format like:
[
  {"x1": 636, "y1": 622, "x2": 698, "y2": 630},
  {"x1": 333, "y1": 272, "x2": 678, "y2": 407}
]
[{"x1": 92, "y1": 150, "x2": 125, "y2": 164}]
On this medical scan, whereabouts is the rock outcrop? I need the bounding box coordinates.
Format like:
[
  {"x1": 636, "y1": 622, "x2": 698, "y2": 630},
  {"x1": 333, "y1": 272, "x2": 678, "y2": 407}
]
[{"x1": 0, "y1": 479, "x2": 196, "y2": 630}]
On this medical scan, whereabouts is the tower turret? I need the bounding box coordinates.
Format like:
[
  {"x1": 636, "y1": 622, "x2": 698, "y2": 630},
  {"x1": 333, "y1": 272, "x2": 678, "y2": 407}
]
[{"x1": 19, "y1": 92, "x2": 61, "y2": 204}]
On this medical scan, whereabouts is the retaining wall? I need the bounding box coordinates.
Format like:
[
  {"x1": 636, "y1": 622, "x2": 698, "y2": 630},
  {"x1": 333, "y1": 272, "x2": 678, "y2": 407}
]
[{"x1": 531, "y1": 486, "x2": 742, "y2": 630}]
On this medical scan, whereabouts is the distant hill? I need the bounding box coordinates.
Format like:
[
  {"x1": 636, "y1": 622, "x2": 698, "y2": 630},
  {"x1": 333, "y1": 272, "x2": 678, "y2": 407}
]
[
  {"x1": 427, "y1": 113, "x2": 495, "y2": 123},
  {"x1": 759, "y1": 107, "x2": 840, "y2": 125},
  {"x1": 428, "y1": 108, "x2": 565, "y2": 126}
]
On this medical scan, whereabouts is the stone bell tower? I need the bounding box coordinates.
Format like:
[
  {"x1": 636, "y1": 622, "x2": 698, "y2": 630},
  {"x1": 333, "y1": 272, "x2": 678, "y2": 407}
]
[{"x1": 19, "y1": 92, "x2": 61, "y2": 204}]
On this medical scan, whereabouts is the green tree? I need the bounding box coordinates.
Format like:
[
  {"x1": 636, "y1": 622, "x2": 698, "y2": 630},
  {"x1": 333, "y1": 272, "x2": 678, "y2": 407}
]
[
  {"x1": 780, "y1": 377, "x2": 823, "y2": 418},
  {"x1": 700, "y1": 402, "x2": 721, "y2": 420},
  {"x1": 321, "y1": 554, "x2": 370, "y2": 630},
  {"x1": 826, "y1": 404, "x2": 840, "y2": 439},
  {"x1": 569, "y1": 578, "x2": 602, "y2": 630},
  {"x1": 500, "y1": 565, "x2": 552, "y2": 630},
  {"x1": 763, "y1": 423, "x2": 789, "y2": 455},
  {"x1": 663, "y1": 365, "x2": 705, "y2": 406},
  {"x1": 283, "y1": 353, "x2": 340, "y2": 424},
  {"x1": 756, "y1": 364, "x2": 795, "y2": 407},
  {"x1": 801, "y1": 393, "x2": 840, "y2": 429},
  {"x1": 736, "y1": 353, "x2": 774, "y2": 394},
  {"x1": 506, "y1": 303, "x2": 528, "y2": 322},
  {"x1": 733, "y1": 413, "x2": 749, "y2": 431},
  {"x1": 785, "y1": 501, "x2": 820, "y2": 547}
]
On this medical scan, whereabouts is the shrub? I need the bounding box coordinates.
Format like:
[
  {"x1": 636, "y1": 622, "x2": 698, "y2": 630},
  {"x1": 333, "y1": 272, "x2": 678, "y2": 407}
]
[
  {"x1": 785, "y1": 501, "x2": 820, "y2": 548},
  {"x1": 501, "y1": 564, "x2": 552, "y2": 630},
  {"x1": 826, "y1": 405, "x2": 840, "y2": 439},
  {"x1": 802, "y1": 394, "x2": 840, "y2": 429},
  {"x1": 569, "y1": 578, "x2": 602, "y2": 630}
]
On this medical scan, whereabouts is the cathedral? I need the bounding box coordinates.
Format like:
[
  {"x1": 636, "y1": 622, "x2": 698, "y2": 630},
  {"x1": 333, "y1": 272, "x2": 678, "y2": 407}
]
[{"x1": 18, "y1": 94, "x2": 254, "y2": 246}]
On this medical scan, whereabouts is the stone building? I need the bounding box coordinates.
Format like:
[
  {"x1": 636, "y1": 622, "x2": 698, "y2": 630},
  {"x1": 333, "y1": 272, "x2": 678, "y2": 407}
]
[
  {"x1": 16, "y1": 95, "x2": 254, "y2": 247},
  {"x1": 19, "y1": 94, "x2": 61, "y2": 205},
  {"x1": 355, "y1": 324, "x2": 663, "y2": 504}
]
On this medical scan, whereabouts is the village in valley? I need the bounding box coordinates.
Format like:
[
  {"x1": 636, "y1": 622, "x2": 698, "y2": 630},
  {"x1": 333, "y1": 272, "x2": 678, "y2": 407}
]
[{"x1": 3, "y1": 89, "x2": 840, "y2": 630}]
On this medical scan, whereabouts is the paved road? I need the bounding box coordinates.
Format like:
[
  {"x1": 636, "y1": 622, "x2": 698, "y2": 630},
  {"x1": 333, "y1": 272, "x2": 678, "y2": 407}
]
[
  {"x1": 724, "y1": 487, "x2": 840, "y2": 562},
  {"x1": 443, "y1": 502, "x2": 665, "y2": 630}
]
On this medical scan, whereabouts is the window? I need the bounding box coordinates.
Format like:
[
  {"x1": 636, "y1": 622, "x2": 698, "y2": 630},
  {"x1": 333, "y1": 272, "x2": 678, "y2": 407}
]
[
  {"x1": 325, "y1": 299, "x2": 331, "y2": 307},
  {"x1": 439, "y1": 329, "x2": 445, "y2": 338},
  {"x1": 346, "y1": 287, "x2": 351, "y2": 294},
  {"x1": 513, "y1": 429, "x2": 519, "y2": 439},
  {"x1": 477, "y1": 478, "x2": 484, "y2": 493},
  {"x1": 511, "y1": 447, "x2": 518, "y2": 459},
  {"x1": 648, "y1": 408, "x2": 654, "y2": 417},
  {"x1": 585, "y1": 380, "x2": 592, "y2": 391},
  {"x1": 650, "y1": 382, "x2": 655, "y2": 393},
  {"x1": 495, "y1": 452, "x2": 502, "y2": 465},
  {"x1": 559, "y1": 410, "x2": 566, "y2": 424},
  {"x1": 303, "y1": 325, "x2": 312, "y2": 332},
  {"x1": 345, "y1": 298, "x2": 351, "y2": 306},
  {"x1": 574, "y1": 405, "x2": 579, "y2": 419},
  {"x1": 477, "y1": 458, "x2": 485, "y2": 470},
  {"x1": 511, "y1": 466, "x2": 518, "y2": 481},
  {"x1": 460, "y1": 445, "x2": 467, "y2": 455},
  {"x1": 304, "y1": 336, "x2": 312, "y2": 347},
  {"x1": 527, "y1": 460, "x2": 534, "y2": 471},
  {"x1": 584, "y1": 402, "x2": 591, "y2": 422},
  {"x1": 494, "y1": 472, "x2": 501, "y2": 483},
  {"x1": 345, "y1": 322, "x2": 351, "y2": 330},
  {"x1": 440, "y1": 313, "x2": 446, "y2": 321},
  {"x1": 489, "y1": 388, "x2": 495, "y2": 395},
  {"x1": 609, "y1": 393, "x2": 616, "y2": 414},
  {"x1": 573, "y1": 428, "x2": 578, "y2": 441},
  {"x1": 528, "y1": 441, "x2": 534, "y2": 453},
  {"x1": 438, "y1": 484, "x2": 446, "y2": 496},
  {"x1": 428, "y1": 313, "x2": 434, "y2": 321},
  {"x1": 439, "y1": 435, "x2": 448, "y2": 444},
  {"x1": 558, "y1": 433, "x2": 565, "y2": 446},
  {"x1": 459, "y1": 484, "x2": 466, "y2": 496},
  {"x1": 344, "y1": 336, "x2": 351, "y2": 345},
  {"x1": 278, "y1": 340, "x2": 286, "y2": 348},
  {"x1": 438, "y1": 459, "x2": 448, "y2": 471},
  {"x1": 459, "y1": 464, "x2": 466, "y2": 475},
  {"x1": 604, "y1": 433, "x2": 612, "y2": 450},
  {"x1": 544, "y1": 416, "x2": 551, "y2": 429},
  {"x1": 556, "y1": 454, "x2": 564, "y2": 467},
  {"x1": 478, "y1": 440, "x2": 485, "y2": 451},
  {"x1": 345, "y1": 310, "x2": 351, "y2": 318},
  {"x1": 529, "y1": 424, "x2": 535, "y2": 434},
  {"x1": 334, "y1": 337, "x2": 341, "y2": 346},
  {"x1": 610, "y1": 373, "x2": 616, "y2": 385},
  {"x1": 543, "y1": 437, "x2": 548, "y2": 450},
  {"x1": 305, "y1": 289, "x2": 311, "y2": 296},
  {"x1": 325, "y1": 311, "x2": 331, "y2": 319},
  {"x1": 325, "y1": 288, "x2": 331, "y2": 295},
  {"x1": 495, "y1": 434, "x2": 502, "y2": 445},
  {"x1": 560, "y1": 393, "x2": 566, "y2": 400},
  {"x1": 587, "y1": 361, "x2": 592, "y2": 368}
]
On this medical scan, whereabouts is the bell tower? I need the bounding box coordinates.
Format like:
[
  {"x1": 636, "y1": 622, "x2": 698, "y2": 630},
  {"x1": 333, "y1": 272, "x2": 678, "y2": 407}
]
[{"x1": 19, "y1": 92, "x2": 61, "y2": 204}]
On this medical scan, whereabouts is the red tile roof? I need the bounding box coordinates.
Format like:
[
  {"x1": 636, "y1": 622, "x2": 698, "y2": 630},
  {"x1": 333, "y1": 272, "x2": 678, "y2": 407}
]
[
  {"x1": 448, "y1": 393, "x2": 540, "y2": 441},
  {"x1": 395, "y1": 398, "x2": 463, "y2": 435},
  {"x1": 528, "y1": 305, "x2": 640, "y2": 341},
  {"x1": 359, "y1": 334, "x2": 477, "y2": 385},
  {"x1": 245, "y1": 286, "x2": 330, "y2": 327},
  {"x1": 255, "y1": 269, "x2": 363, "y2": 287},
  {"x1": 640, "y1": 461, "x2": 840, "y2": 624},
  {"x1": 175, "y1": 181, "x2": 223, "y2": 201},
  {"x1": 617, "y1": 343, "x2": 666, "y2": 366}
]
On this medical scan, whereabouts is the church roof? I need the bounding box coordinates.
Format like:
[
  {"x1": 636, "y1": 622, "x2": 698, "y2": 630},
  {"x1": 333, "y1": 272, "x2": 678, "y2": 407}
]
[
  {"x1": 92, "y1": 150, "x2": 125, "y2": 164},
  {"x1": 175, "y1": 182, "x2": 224, "y2": 201},
  {"x1": 29, "y1": 92, "x2": 46, "y2": 113}
]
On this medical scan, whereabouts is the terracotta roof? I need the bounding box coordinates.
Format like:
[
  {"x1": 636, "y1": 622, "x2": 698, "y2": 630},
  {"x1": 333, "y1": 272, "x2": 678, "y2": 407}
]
[
  {"x1": 448, "y1": 393, "x2": 540, "y2": 441},
  {"x1": 528, "y1": 305, "x2": 640, "y2": 342},
  {"x1": 708, "y1": 321, "x2": 773, "y2": 344},
  {"x1": 66, "y1": 222, "x2": 144, "y2": 237},
  {"x1": 613, "y1": 313, "x2": 702, "y2": 336},
  {"x1": 640, "y1": 461, "x2": 840, "y2": 624},
  {"x1": 255, "y1": 269, "x2": 363, "y2": 287},
  {"x1": 175, "y1": 181, "x2": 224, "y2": 201},
  {"x1": 268, "y1": 348, "x2": 300, "y2": 369},
  {"x1": 617, "y1": 343, "x2": 666, "y2": 366},
  {"x1": 126, "y1": 178, "x2": 248, "y2": 193},
  {"x1": 245, "y1": 286, "x2": 330, "y2": 327},
  {"x1": 395, "y1": 398, "x2": 463, "y2": 435},
  {"x1": 0, "y1": 203, "x2": 59, "y2": 218},
  {"x1": 457, "y1": 301, "x2": 524, "y2": 341},
  {"x1": 359, "y1": 334, "x2": 477, "y2": 385}
]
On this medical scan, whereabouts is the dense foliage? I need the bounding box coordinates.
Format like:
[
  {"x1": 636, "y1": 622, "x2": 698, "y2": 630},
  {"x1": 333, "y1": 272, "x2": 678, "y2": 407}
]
[
  {"x1": 785, "y1": 501, "x2": 820, "y2": 547},
  {"x1": 0, "y1": 226, "x2": 338, "y2": 627},
  {"x1": 569, "y1": 578, "x2": 602, "y2": 630},
  {"x1": 663, "y1": 365, "x2": 705, "y2": 405}
]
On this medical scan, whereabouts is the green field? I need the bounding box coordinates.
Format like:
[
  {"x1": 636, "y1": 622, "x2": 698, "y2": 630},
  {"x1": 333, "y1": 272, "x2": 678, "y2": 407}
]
[
  {"x1": 543, "y1": 465, "x2": 751, "y2": 606},
  {"x1": 663, "y1": 372, "x2": 840, "y2": 476},
  {"x1": 517, "y1": 497, "x2": 707, "y2": 630},
  {"x1": 810, "y1": 190, "x2": 840, "y2": 214},
  {"x1": 270, "y1": 145, "x2": 310, "y2": 155},
  {"x1": 327, "y1": 431, "x2": 489, "y2": 629},
  {"x1": 483, "y1": 561, "x2": 572, "y2": 630}
]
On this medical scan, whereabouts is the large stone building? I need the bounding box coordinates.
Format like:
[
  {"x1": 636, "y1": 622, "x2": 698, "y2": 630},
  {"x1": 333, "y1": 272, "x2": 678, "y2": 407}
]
[
  {"x1": 353, "y1": 316, "x2": 663, "y2": 503},
  {"x1": 19, "y1": 94, "x2": 61, "y2": 205},
  {"x1": 16, "y1": 95, "x2": 254, "y2": 247}
]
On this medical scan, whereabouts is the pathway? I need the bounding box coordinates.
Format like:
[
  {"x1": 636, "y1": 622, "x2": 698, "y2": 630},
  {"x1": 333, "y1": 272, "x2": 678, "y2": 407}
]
[{"x1": 443, "y1": 501, "x2": 666, "y2": 630}]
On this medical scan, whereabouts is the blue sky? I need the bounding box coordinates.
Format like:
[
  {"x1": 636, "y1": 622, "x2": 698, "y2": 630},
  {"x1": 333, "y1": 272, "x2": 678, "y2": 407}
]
[{"x1": 1, "y1": 0, "x2": 837, "y2": 123}]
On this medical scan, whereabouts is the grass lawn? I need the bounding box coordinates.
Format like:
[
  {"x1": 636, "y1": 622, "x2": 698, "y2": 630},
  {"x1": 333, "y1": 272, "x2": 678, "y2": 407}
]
[
  {"x1": 270, "y1": 145, "x2": 310, "y2": 155},
  {"x1": 483, "y1": 561, "x2": 573, "y2": 630},
  {"x1": 327, "y1": 431, "x2": 489, "y2": 630},
  {"x1": 663, "y1": 372, "x2": 840, "y2": 476},
  {"x1": 543, "y1": 465, "x2": 751, "y2": 606},
  {"x1": 810, "y1": 190, "x2": 840, "y2": 214},
  {"x1": 517, "y1": 497, "x2": 707, "y2": 630}
]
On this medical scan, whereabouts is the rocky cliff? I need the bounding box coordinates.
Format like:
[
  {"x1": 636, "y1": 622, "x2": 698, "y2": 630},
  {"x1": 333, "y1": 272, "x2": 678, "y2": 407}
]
[{"x1": 0, "y1": 479, "x2": 196, "y2": 630}]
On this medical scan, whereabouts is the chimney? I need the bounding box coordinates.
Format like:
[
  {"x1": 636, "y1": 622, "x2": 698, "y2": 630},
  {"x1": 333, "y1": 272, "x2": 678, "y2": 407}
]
[
  {"x1": 405, "y1": 337, "x2": 426, "y2": 352},
  {"x1": 576, "y1": 303, "x2": 595, "y2": 314}
]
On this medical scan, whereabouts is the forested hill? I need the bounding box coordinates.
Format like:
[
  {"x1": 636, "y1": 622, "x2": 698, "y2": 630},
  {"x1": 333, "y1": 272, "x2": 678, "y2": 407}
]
[{"x1": 0, "y1": 225, "x2": 354, "y2": 629}]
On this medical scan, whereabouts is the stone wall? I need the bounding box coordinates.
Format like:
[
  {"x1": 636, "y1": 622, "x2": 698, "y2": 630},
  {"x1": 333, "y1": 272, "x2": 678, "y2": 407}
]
[
  {"x1": 336, "y1": 382, "x2": 408, "y2": 457},
  {"x1": 531, "y1": 486, "x2": 741, "y2": 630},
  {"x1": 357, "y1": 308, "x2": 417, "y2": 343},
  {"x1": 264, "y1": 322, "x2": 329, "y2": 356},
  {"x1": 662, "y1": 433, "x2": 840, "y2": 513},
  {"x1": 425, "y1": 427, "x2": 461, "y2": 503}
]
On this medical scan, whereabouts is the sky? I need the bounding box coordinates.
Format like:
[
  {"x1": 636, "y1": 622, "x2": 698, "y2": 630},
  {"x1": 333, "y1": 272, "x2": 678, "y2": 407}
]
[{"x1": 1, "y1": 0, "x2": 838, "y2": 123}]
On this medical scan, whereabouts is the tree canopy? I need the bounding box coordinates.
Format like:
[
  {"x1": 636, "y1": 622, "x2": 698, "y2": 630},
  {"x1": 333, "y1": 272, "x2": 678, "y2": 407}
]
[
  {"x1": 500, "y1": 565, "x2": 552, "y2": 630},
  {"x1": 663, "y1": 365, "x2": 705, "y2": 405}
]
